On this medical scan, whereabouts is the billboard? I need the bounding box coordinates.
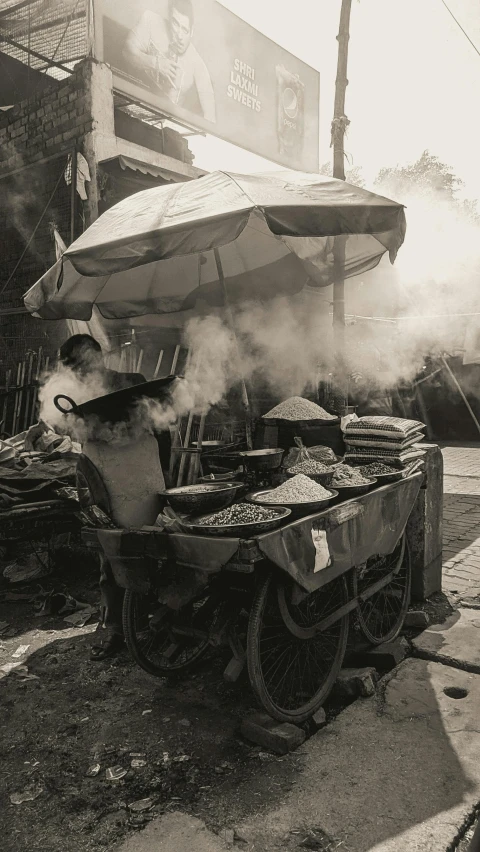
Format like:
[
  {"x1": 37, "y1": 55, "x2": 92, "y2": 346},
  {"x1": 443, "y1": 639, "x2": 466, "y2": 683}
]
[{"x1": 93, "y1": 0, "x2": 320, "y2": 171}]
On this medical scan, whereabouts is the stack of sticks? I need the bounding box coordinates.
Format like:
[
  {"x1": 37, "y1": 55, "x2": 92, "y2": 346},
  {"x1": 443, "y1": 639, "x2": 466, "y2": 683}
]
[{"x1": 0, "y1": 348, "x2": 50, "y2": 438}]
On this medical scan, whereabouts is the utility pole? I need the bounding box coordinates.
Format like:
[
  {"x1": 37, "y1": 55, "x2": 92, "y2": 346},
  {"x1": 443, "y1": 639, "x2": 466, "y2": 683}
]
[{"x1": 332, "y1": 0, "x2": 352, "y2": 415}]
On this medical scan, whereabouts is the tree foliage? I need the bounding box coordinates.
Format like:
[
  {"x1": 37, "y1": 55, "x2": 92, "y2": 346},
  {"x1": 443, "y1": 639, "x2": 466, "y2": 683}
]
[
  {"x1": 319, "y1": 151, "x2": 478, "y2": 222},
  {"x1": 374, "y1": 151, "x2": 462, "y2": 202}
]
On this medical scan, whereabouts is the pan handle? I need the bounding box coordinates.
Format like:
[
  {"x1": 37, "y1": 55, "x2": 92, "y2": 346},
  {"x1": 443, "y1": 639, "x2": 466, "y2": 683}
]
[{"x1": 54, "y1": 395, "x2": 77, "y2": 415}]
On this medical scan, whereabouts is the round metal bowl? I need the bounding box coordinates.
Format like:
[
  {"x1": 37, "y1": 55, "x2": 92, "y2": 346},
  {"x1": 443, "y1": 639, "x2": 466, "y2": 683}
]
[
  {"x1": 198, "y1": 477, "x2": 246, "y2": 499},
  {"x1": 184, "y1": 506, "x2": 291, "y2": 538},
  {"x1": 286, "y1": 466, "x2": 336, "y2": 487},
  {"x1": 330, "y1": 478, "x2": 377, "y2": 499},
  {"x1": 237, "y1": 449, "x2": 284, "y2": 471},
  {"x1": 160, "y1": 483, "x2": 238, "y2": 516},
  {"x1": 199, "y1": 472, "x2": 240, "y2": 483},
  {"x1": 247, "y1": 488, "x2": 338, "y2": 519},
  {"x1": 364, "y1": 470, "x2": 404, "y2": 485}
]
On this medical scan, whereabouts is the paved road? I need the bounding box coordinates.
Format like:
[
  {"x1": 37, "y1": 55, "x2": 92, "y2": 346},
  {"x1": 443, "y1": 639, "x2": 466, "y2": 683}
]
[{"x1": 442, "y1": 445, "x2": 480, "y2": 604}]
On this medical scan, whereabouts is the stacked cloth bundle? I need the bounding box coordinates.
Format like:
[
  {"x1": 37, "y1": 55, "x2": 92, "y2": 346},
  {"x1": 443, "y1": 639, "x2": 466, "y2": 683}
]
[{"x1": 343, "y1": 416, "x2": 426, "y2": 468}]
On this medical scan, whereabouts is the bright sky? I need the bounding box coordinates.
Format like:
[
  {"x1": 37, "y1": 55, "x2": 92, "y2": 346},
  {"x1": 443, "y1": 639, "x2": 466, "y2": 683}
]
[{"x1": 190, "y1": 0, "x2": 480, "y2": 198}]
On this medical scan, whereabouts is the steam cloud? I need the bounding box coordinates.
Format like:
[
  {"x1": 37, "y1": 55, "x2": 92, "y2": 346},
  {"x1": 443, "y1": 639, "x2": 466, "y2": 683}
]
[
  {"x1": 38, "y1": 184, "x2": 480, "y2": 440},
  {"x1": 343, "y1": 187, "x2": 480, "y2": 392}
]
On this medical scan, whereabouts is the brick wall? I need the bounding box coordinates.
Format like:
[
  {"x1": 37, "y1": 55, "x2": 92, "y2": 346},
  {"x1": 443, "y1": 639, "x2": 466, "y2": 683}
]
[
  {"x1": 0, "y1": 58, "x2": 197, "y2": 376},
  {"x1": 0, "y1": 60, "x2": 95, "y2": 372}
]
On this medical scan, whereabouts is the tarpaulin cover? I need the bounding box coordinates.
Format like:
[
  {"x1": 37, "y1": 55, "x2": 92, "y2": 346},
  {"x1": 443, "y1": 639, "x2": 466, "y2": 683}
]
[
  {"x1": 257, "y1": 475, "x2": 422, "y2": 592},
  {"x1": 162, "y1": 476, "x2": 422, "y2": 591},
  {"x1": 0, "y1": 459, "x2": 77, "y2": 509},
  {"x1": 168, "y1": 534, "x2": 240, "y2": 573},
  {"x1": 24, "y1": 170, "x2": 406, "y2": 321}
]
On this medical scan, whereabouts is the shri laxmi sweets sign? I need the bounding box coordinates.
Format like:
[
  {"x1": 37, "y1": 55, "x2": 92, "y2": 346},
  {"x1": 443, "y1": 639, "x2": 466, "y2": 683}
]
[{"x1": 93, "y1": 0, "x2": 320, "y2": 171}]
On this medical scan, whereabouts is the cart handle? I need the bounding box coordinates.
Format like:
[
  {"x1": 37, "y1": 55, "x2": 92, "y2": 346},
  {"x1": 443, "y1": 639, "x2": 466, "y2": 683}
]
[{"x1": 54, "y1": 394, "x2": 77, "y2": 415}]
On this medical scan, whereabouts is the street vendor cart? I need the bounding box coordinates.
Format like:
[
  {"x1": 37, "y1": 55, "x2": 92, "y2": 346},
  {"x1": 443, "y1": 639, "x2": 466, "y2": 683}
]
[
  {"x1": 81, "y1": 465, "x2": 421, "y2": 723},
  {"x1": 23, "y1": 169, "x2": 411, "y2": 722}
]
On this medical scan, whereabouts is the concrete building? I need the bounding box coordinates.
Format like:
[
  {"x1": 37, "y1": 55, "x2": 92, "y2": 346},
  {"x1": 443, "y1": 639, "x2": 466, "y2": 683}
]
[{"x1": 0, "y1": 1, "x2": 204, "y2": 375}]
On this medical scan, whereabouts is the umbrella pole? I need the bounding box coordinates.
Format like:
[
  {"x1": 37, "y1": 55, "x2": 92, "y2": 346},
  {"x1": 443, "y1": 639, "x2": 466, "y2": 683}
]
[
  {"x1": 213, "y1": 248, "x2": 253, "y2": 449},
  {"x1": 331, "y1": 0, "x2": 352, "y2": 416},
  {"x1": 333, "y1": 236, "x2": 347, "y2": 413}
]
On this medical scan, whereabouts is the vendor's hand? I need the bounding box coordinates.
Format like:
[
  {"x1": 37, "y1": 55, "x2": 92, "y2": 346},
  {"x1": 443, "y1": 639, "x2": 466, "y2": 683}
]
[{"x1": 351, "y1": 372, "x2": 363, "y2": 384}]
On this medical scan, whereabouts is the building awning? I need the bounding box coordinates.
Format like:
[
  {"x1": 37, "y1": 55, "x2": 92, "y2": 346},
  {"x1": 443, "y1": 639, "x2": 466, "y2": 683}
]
[{"x1": 104, "y1": 155, "x2": 188, "y2": 183}]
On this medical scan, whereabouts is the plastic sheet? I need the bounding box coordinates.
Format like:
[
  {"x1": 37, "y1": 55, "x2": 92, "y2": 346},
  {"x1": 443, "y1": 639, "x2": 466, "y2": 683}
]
[{"x1": 257, "y1": 475, "x2": 422, "y2": 592}]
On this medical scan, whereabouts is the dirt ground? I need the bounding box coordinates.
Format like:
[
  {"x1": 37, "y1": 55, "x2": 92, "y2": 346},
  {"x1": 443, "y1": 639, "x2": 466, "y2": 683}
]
[
  {"x1": 0, "y1": 550, "x2": 315, "y2": 852},
  {"x1": 0, "y1": 543, "x2": 458, "y2": 852}
]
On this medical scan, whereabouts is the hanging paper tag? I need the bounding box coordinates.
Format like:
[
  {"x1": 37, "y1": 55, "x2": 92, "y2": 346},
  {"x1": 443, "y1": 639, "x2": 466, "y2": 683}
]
[{"x1": 311, "y1": 525, "x2": 332, "y2": 573}]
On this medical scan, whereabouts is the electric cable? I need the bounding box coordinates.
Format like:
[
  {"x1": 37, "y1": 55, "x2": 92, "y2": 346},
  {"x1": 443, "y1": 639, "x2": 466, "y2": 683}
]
[{"x1": 440, "y1": 0, "x2": 480, "y2": 59}]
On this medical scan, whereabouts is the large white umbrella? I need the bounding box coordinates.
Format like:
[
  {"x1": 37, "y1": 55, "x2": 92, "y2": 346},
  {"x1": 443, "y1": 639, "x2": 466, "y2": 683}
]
[{"x1": 24, "y1": 170, "x2": 406, "y2": 321}]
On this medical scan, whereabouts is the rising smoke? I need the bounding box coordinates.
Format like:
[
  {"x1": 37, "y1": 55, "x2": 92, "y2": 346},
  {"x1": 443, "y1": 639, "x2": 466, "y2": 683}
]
[
  {"x1": 39, "y1": 175, "x2": 480, "y2": 440},
  {"x1": 38, "y1": 315, "x2": 241, "y2": 443},
  {"x1": 343, "y1": 185, "x2": 480, "y2": 392}
]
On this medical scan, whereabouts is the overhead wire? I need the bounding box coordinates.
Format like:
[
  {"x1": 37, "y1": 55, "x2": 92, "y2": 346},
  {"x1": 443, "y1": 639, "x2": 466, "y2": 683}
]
[{"x1": 440, "y1": 0, "x2": 480, "y2": 59}]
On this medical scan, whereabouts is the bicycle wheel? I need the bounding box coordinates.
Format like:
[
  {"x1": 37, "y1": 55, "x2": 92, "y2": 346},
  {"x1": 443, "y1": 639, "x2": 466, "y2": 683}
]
[
  {"x1": 123, "y1": 588, "x2": 221, "y2": 677},
  {"x1": 355, "y1": 534, "x2": 411, "y2": 645},
  {"x1": 247, "y1": 570, "x2": 349, "y2": 724}
]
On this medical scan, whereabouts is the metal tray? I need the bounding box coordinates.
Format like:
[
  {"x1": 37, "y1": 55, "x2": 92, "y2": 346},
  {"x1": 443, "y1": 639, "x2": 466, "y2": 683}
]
[
  {"x1": 236, "y1": 449, "x2": 284, "y2": 471},
  {"x1": 358, "y1": 469, "x2": 404, "y2": 484},
  {"x1": 160, "y1": 483, "x2": 237, "y2": 515},
  {"x1": 247, "y1": 488, "x2": 338, "y2": 518},
  {"x1": 330, "y1": 478, "x2": 376, "y2": 498},
  {"x1": 286, "y1": 466, "x2": 336, "y2": 486},
  {"x1": 184, "y1": 506, "x2": 291, "y2": 538}
]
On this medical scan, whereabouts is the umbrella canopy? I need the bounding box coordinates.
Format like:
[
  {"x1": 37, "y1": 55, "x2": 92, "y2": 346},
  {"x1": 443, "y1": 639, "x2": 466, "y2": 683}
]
[{"x1": 24, "y1": 170, "x2": 406, "y2": 321}]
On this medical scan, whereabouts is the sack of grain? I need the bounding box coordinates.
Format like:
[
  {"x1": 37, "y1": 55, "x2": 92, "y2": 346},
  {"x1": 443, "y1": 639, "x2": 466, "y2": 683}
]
[
  {"x1": 344, "y1": 416, "x2": 425, "y2": 439},
  {"x1": 344, "y1": 431, "x2": 424, "y2": 450},
  {"x1": 344, "y1": 446, "x2": 427, "y2": 466}
]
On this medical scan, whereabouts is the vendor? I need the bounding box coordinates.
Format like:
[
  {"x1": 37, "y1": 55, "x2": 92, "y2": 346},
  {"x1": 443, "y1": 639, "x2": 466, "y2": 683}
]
[{"x1": 60, "y1": 334, "x2": 171, "y2": 660}]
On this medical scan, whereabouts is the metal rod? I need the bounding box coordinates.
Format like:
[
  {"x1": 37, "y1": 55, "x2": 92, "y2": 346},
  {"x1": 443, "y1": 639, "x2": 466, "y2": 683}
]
[
  {"x1": 171, "y1": 344, "x2": 181, "y2": 374},
  {"x1": 188, "y1": 411, "x2": 206, "y2": 484},
  {"x1": 414, "y1": 383, "x2": 434, "y2": 441},
  {"x1": 153, "y1": 350, "x2": 164, "y2": 379},
  {"x1": 0, "y1": 33, "x2": 72, "y2": 74},
  {"x1": 331, "y1": 0, "x2": 352, "y2": 416},
  {"x1": 177, "y1": 410, "x2": 195, "y2": 487},
  {"x1": 213, "y1": 247, "x2": 253, "y2": 449},
  {"x1": 70, "y1": 147, "x2": 78, "y2": 244},
  {"x1": 441, "y1": 356, "x2": 480, "y2": 439},
  {"x1": 0, "y1": 0, "x2": 38, "y2": 19}
]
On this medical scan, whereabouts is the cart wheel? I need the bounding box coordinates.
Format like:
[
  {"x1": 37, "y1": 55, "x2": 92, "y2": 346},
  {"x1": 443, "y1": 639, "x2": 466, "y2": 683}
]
[
  {"x1": 122, "y1": 589, "x2": 221, "y2": 677},
  {"x1": 247, "y1": 570, "x2": 349, "y2": 724},
  {"x1": 355, "y1": 533, "x2": 411, "y2": 646}
]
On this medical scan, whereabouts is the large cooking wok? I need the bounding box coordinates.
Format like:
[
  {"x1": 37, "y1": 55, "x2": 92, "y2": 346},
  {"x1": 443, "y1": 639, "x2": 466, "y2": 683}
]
[{"x1": 54, "y1": 376, "x2": 178, "y2": 423}]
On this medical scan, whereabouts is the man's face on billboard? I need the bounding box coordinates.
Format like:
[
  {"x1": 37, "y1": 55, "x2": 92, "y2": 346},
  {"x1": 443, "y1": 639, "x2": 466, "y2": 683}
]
[{"x1": 169, "y1": 7, "x2": 192, "y2": 55}]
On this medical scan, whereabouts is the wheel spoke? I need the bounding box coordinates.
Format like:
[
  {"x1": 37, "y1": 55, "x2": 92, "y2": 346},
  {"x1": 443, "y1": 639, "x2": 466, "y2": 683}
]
[
  {"x1": 124, "y1": 590, "x2": 221, "y2": 675},
  {"x1": 356, "y1": 536, "x2": 410, "y2": 644},
  {"x1": 249, "y1": 572, "x2": 349, "y2": 719}
]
